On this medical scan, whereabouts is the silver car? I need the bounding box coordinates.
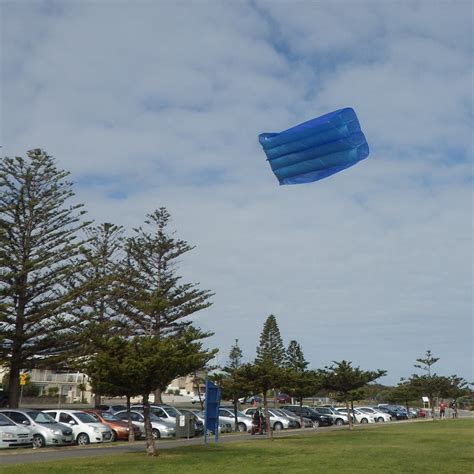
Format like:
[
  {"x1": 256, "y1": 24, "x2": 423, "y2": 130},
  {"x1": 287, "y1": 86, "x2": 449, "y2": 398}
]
[
  {"x1": 243, "y1": 408, "x2": 299, "y2": 431},
  {"x1": 0, "y1": 413, "x2": 33, "y2": 448},
  {"x1": 189, "y1": 410, "x2": 232, "y2": 434},
  {"x1": 115, "y1": 410, "x2": 175, "y2": 439},
  {"x1": 0, "y1": 409, "x2": 74, "y2": 448},
  {"x1": 218, "y1": 407, "x2": 253, "y2": 432},
  {"x1": 312, "y1": 407, "x2": 348, "y2": 426}
]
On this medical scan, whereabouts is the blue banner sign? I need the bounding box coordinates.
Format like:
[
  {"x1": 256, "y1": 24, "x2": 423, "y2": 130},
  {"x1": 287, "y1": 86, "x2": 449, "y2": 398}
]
[{"x1": 204, "y1": 379, "x2": 221, "y2": 444}]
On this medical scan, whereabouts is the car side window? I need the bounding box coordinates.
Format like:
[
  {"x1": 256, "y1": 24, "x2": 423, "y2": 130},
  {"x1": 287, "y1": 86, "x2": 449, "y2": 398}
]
[
  {"x1": 116, "y1": 413, "x2": 126, "y2": 420},
  {"x1": 154, "y1": 408, "x2": 165, "y2": 418},
  {"x1": 130, "y1": 413, "x2": 141, "y2": 422},
  {"x1": 6, "y1": 412, "x2": 29, "y2": 424},
  {"x1": 218, "y1": 409, "x2": 228, "y2": 417},
  {"x1": 59, "y1": 413, "x2": 76, "y2": 424},
  {"x1": 47, "y1": 412, "x2": 57, "y2": 419}
]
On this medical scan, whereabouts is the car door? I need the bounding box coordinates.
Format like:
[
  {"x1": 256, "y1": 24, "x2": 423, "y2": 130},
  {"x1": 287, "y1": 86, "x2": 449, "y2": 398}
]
[{"x1": 58, "y1": 412, "x2": 80, "y2": 437}]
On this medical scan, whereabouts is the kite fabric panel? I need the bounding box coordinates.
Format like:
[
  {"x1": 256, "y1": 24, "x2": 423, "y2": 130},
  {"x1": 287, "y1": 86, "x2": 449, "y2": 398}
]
[{"x1": 258, "y1": 108, "x2": 369, "y2": 185}]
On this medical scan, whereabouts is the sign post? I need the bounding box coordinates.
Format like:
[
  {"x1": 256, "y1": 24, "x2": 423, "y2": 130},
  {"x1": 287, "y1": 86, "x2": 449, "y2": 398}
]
[
  {"x1": 19, "y1": 372, "x2": 27, "y2": 407},
  {"x1": 203, "y1": 379, "x2": 220, "y2": 444}
]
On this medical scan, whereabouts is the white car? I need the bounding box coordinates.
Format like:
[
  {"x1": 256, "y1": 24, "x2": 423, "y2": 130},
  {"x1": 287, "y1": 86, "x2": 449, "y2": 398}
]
[
  {"x1": 115, "y1": 410, "x2": 175, "y2": 439},
  {"x1": 0, "y1": 413, "x2": 33, "y2": 448},
  {"x1": 336, "y1": 408, "x2": 375, "y2": 424},
  {"x1": 242, "y1": 408, "x2": 299, "y2": 431},
  {"x1": 44, "y1": 409, "x2": 113, "y2": 445},
  {"x1": 357, "y1": 407, "x2": 391, "y2": 422}
]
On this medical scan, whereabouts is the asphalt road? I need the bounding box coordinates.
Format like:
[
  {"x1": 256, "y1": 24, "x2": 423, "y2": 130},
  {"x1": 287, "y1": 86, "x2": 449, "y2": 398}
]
[{"x1": 1, "y1": 414, "x2": 472, "y2": 467}]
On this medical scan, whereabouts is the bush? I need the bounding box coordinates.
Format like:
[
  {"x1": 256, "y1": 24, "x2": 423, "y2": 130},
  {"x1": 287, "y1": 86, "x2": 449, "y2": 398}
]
[{"x1": 46, "y1": 386, "x2": 59, "y2": 397}]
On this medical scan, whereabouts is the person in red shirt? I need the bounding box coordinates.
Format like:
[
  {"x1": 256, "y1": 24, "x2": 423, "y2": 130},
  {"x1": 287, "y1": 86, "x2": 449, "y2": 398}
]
[{"x1": 439, "y1": 402, "x2": 447, "y2": 419}]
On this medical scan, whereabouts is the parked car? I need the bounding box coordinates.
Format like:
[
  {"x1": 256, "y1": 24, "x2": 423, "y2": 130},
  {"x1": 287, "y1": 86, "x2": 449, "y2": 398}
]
[
  {"x1": 416, "y1": 408, "x2": 426, "y2": 418},
  {"x1": 94, "y1": 404, "x2": 127, "y2": 414},
  {"x1": 280, "y1": 405, "x2": 333, "y2": 427},
  {"x1": 131, "y1": 404, "x2": 182, "y2": 424},
  {"x1": 336, "y1": 408, "x2": 375, "y2": 424},
  {"x1": 115, "y1": 410, "x2": 175, "y2": 439},
  {"x1": 279, "y1": 408, "x2": 314, "y2": 428},
  {"x1": 218, "y1": 407, "x2": 253, "y2": 432},
  {"x1": 311, "y1": 407, "x2": 348, "y2": 426},
  {"x1": 44, "y1": 409, "x2": 113, "y2": 445},
  {"x1": 0, "y1": 409, "x2": 74, "y2": 448},
  {"x1": 377, "y1": 405, "x2": 409, "y2": 420},
  {"x1": 238, "y1": 395, "x2": 263, "y2": 404},
  {"x1": 276, "y1": 393, "x2": 291, "y2": 404},
  {"x1": 0, "y1": 413, "x2": 33, "y2": 449},
  {"x1": 191, "y1": 394, "x2": 205, "y2": 404},
  {"x1": 83, "y1": 409, "x2": 140, "y2": 441},
  {"x1": 356, "y1": 407, "x2": 391, "y2": 422},
  {"x1": 187, "y1": 410, "x2": 233, "y2": 434},
  {"x1": 243, "y1": 408, "x2": 299, "y2": 431}
]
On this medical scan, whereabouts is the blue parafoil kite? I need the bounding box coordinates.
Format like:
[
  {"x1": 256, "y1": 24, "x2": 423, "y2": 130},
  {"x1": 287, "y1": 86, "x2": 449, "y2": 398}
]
[{"x1": 258, "y1": 108, "x2": 369, "y2": 185}]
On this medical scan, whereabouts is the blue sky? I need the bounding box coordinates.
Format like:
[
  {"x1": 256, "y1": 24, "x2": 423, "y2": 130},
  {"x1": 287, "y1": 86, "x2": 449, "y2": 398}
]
[{"x1": 1, "y1": 0, "x2": 472, "y2": 385}]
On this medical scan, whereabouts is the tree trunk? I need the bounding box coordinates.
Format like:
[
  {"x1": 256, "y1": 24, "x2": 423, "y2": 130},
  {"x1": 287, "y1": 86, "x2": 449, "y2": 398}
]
[
  {"x1": 346, "y1": 398, "x2": 353, "y2": 431},
  {"x1": 233, "y1": 397, "x2": 239, "y2": 432},
  {"x1": 8, "y1": 362, "x2": 20, "y2": 408},
  {"x1": 299, "y1": 397, "x2": 304, "y2": 429},
  {"x1": 94, "y1": 392, "x2": 101, "y2": 407},
  {"x1": 126, "y1": 395, "x2": 135, "y2": 442},
  {"x1": 263, "y1": 392, "x2": 273, "y2": 440},
  {"x1": 143, "y1": 393, "x2": 157, "y2": 456},
  {"x1": 430, "y1": 396, "x2": 435, "y2": 420},
  {"x1": 153, "y1": 388, "x2": 163, "y2": 405}
]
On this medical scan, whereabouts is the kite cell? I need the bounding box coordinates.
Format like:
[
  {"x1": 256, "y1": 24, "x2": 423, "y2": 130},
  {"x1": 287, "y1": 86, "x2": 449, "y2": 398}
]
[{"x1": 258, "y1": 108, "x2": 369, "y2": 185}]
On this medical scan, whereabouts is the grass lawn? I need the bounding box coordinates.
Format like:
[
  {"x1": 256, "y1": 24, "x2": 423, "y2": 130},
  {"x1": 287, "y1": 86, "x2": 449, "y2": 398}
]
[{"x1": 3, "y1": 420, "x2": 473, "y2": 473}]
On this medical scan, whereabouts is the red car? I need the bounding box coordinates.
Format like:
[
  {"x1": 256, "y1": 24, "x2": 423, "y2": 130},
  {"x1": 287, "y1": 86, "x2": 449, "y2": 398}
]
[{"x1": 276, "y1": 393, "x2": 291, "y2": 404}]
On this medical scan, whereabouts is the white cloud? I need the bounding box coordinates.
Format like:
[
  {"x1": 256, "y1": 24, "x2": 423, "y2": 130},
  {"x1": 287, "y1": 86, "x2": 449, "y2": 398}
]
[{"x1": 1, "y1": 0, "x2": 471, "y2": 383}]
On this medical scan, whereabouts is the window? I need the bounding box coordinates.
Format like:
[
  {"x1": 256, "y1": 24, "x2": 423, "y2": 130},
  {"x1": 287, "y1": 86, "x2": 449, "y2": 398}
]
[
  {"x1": 5, "y1": 412, "x2": 29, "y2": 425},
  {"x1": 47, "y1": 411, "x2": 57, "y2": 419},
  {"x1": 59, "y1": 413, "x2": 76, "y2": 425}
]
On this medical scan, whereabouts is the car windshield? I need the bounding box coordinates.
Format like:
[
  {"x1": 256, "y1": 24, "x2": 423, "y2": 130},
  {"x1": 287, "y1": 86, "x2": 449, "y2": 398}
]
[
  {"x1": 99, "y1": 412, "x2": 120, "y2": 421},
  {"x1": 0, "y1": 413, "x2": 15, "y2": 426},
  {"x1": 279, "y1": 409, "x2": 295, "y2": 417},
  {"x1": 73, "y1": 412, "x2": 98, "y2": 423},
  {"x1": 161, "y1": 406, "x2": 181, "y2": 417},
  {"x1": 358, "y1": 408, "x2": 372, "y2": 414},
  {"x1": 27, "y1": 411, "x2": 56, "y2": 423},
  {"x1": 271, "y1": 409, "x2": 287, "y2": 417}
]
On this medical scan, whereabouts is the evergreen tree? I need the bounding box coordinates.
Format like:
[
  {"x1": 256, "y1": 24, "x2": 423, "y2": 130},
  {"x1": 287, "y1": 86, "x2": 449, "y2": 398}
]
[
  {"x1": 120, "y1": 208, "x2": 214, "y2": 402},
  {"x1": 255, "y1": 314, "x2": 285, "y2": 367},
  {"x1": 0, "y1": 149, "x2": 90, "y2": 407},
  {"x1": 319, "y1": 360, "x2": 386, "y2": 431},
  {"x1": 285, "y1": 340, "x2": 309, "y2": 372},
  {"x1": 228, "y1": 338, "x2": 243, "y2": 371},
  {"x1": 121, "y1": 208, "x2": 213, "y2": 338}
]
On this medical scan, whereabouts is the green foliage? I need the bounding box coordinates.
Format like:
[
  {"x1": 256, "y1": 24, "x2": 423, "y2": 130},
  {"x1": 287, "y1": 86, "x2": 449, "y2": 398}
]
[
  {"x1": 255, "y1": 314, "x2": 285, "y2": 368},
  {"x1": 414, "y1": 350, "x2": 439, "y2": 377},
  {"x1": 285, "y1": 340, "x2": 309, "y2": 372},
  {"x1": 320, "y1": 360, "x2": 386, "y2": 430},
  {"x1": 0, "y1": 149, "x2": 90, "y2": 407},
  {"x1": 120, "y1": 208, "x2": 214, "y2": 338}
]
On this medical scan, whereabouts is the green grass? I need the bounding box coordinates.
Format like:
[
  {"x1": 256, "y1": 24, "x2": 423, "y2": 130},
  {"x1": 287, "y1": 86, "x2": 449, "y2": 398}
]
[{"x1": 3, "y1": 420, "x2": 473, "y2": 473}]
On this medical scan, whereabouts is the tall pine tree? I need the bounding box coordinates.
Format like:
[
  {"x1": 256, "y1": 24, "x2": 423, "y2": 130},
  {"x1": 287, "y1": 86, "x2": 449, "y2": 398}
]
[
  {"x1": 0, "y1": 149, "x2": 90, "y2": 407},
  {"x1": 255, "y1": 314, "x2": 285, "y2": 367}
]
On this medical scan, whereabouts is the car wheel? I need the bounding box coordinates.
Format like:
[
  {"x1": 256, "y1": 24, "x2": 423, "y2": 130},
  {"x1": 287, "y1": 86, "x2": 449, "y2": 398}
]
[
  {"x1": 335, "y1": 418, "x2": 344, "y2": 426},
  {"x1": 33, "y1": 434, "x2": 46, "y2": 448},
  {"x1": 110, "y1": 430, "x2": 117, "y2": 441},
  {"x1": 361, "y1": 418, "x2": 369, "y2": 424},
  {"x1": 237, "y1": 422, "x2": 246, "y2": 432},
  {"x1": 378, "y1": 417, "x2": 385, "y2": 423},
  {"x1": 76, "y1": 433, "x2": 90, "y2": 445},
  {"x1": 152, "y1": 428, "x2": 160, "y2": 439},
  {"x1": 273, "y1": 422, "x2": 283, "y2": 431},
  {"x1": 313, "y1": 420, "x2": 320, "y2": 428}
]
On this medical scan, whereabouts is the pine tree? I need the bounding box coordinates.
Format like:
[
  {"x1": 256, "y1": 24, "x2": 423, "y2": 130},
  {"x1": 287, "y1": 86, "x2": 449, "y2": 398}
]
[
  {"x1": 285, "y1": 340, "x2": 309, "y2": 372},
  {"x1": 0, "y1": 149, "x2": 90, "y2": 407},
  {"x1": 228, "y1": 339, "x2": 243, "y2": 371},
  {"x1": 255, "y1": 314, "x2": 285, "y2": 367},
  {"x1": 122, "y1": 208, "x2": 213, "y2": 338}
]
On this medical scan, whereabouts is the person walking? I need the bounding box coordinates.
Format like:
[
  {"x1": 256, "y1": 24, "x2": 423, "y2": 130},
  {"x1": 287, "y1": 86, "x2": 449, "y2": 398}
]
[{"x1": 439, "y1": 401, "x2": 447, "y2": 419}]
